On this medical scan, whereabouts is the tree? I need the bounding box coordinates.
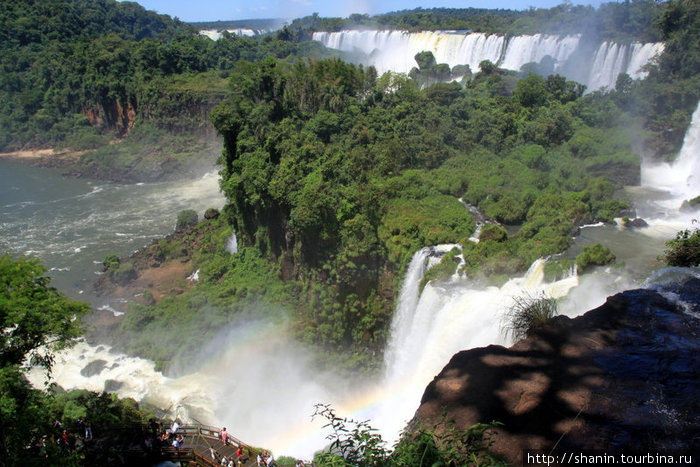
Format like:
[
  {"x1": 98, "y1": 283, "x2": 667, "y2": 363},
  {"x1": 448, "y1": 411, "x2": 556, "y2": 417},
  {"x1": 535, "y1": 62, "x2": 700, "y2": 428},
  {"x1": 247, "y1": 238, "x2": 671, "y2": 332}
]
[
  {"x1": 0, "y1": 254, "x2": 89, "y2": 466},
  {"x1": 0, "y1": 254, "x2": 89, "y2": 371}
]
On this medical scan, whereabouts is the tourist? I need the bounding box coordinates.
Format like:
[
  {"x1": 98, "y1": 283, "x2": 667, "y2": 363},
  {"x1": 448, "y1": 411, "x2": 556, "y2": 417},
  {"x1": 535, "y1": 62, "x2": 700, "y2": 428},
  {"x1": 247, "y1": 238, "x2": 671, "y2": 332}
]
[
  {"x1": 149, "y1": 418, "x2": 160, "y2": 437},
  {"x1": 221, "y1": 426, "x2": 229, "y2": 445},
  {"x1": 236, "y1": 445, "x2": 243, "y2": 463},
  {"x1": 84, "y1": 419, "x2": 93, "y2": 440},
  {"x1": 172, "y1": 434, "x2": 184, "y2": 448}
]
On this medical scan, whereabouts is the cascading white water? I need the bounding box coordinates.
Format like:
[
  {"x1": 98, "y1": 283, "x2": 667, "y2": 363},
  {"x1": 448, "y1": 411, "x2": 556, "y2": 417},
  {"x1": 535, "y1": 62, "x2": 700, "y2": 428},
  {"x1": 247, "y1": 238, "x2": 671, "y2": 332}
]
[
  {"x1": 586, "y1": 41, "x2": 628, "y2": 92},
  {"x1": 199, "y1": 29, "x2": 266, "y2": 40},
  {"x1": 26, "y1": 341, "x2": 220, "y2": 424},
  {"x1": 313, "y1": 30, "x2": 664, "y2": 92},
  {"x1": 641, "y1": 101, "x2": 700, "y2": 211},
  {"x1": 370, "y1": 254, "x2": 580, "y2": 443},
  {"x1": 312, "y1": 30, "x2": 505, "y2": 75},
  {"x1": 626, "y1": 42, "x2": 665, "y2": 80},
  {"x1": 499, "y1": 33, "x2": 580, "y2": 72},
  {"x1": 226, "y1": 232, "x2": 238, "y2": 254},
  {"x1": 586, "y1": 41, "x2": 665, "y2": 92}
]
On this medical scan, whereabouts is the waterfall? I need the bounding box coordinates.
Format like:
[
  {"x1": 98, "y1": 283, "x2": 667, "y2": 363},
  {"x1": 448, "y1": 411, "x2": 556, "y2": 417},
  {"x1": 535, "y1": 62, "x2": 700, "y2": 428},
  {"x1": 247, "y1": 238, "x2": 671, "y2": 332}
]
[
  {"x1": 312, "y1": 30, "x2": 505, "y2": 75},
  {"x1": 373, "y1": 253, "x2": 579, "y2": 443},
  {"x1": 641, "y1": 101, "x2": 700, "y2": 212},
  {"x1": 313, "y1": 30, "x2": 663, "y2": 92},
  {"x1": 200, "y1": 29, "x2": 266, "y2": 40},
  {"x1": 586, "y1": 41, "x2": 665, "y2": 91},
  {"x1": 626, "y1": 42, "x2": 665, "y2": 80},
  {"x1": 586, "y1": 42, "x2": 628, "y2": 92},
  {"x1": 226, "y1": 232, "x2": 238, "y2": 254},
  {"x1": 500, "y1": 33, "x2": 580, "y2": 72}
]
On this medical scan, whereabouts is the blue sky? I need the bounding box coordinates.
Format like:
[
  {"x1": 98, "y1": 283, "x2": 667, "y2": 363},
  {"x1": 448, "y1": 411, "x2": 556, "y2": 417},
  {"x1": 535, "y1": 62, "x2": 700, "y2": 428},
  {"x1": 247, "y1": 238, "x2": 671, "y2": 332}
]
[{"x1": 125, "y1": 0, "x2": 614, "y2": 22}]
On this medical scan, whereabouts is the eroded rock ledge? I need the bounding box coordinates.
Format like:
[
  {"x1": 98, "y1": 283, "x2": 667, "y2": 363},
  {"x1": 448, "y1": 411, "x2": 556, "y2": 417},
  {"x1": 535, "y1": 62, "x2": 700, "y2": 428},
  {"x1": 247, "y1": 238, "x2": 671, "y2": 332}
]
[{"x1": 413, "y1": 274, "x2": 700, "y2": 464}]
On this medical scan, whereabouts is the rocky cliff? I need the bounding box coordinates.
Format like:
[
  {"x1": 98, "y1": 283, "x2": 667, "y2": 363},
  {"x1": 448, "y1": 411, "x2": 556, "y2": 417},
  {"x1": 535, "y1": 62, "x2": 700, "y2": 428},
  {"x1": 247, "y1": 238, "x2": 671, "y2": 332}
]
[{"x1": 413, "y1": 271, "x2": 700, "y2": 464}]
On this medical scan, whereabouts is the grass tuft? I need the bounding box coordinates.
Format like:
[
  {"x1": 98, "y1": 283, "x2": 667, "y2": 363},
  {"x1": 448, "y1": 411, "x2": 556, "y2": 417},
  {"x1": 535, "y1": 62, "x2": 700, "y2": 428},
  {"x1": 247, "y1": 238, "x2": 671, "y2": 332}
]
[{"x1": 501, "y1": 292, "x2": 558, "y2": 342}]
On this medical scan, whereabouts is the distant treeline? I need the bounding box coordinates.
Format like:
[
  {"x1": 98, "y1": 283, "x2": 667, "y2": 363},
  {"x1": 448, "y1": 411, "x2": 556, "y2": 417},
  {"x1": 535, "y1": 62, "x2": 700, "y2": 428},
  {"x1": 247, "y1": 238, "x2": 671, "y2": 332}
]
[
  {"x1": 282, "y1": 1, "x2": 666, "y2": 42},
  {"x1": 189, "y1": 18, "x2": 285, "y2": 31},
  {"x1": 0, "y1": 0, "x2": 326, "y2": 155}
]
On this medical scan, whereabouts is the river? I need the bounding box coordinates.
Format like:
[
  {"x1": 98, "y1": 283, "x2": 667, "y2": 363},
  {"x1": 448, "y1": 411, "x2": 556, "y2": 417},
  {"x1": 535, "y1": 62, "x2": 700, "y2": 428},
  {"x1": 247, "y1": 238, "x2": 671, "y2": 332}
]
[{"x1": 0, "y1": 159, "x2": 225, "y2": 304}]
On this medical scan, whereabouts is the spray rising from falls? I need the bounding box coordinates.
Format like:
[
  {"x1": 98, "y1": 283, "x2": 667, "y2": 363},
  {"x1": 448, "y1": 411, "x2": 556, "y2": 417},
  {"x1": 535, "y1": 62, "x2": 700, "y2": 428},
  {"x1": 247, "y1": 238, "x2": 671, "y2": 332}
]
[{"x1": 313, "y1": 30, "x2": 664, "y2": 92}]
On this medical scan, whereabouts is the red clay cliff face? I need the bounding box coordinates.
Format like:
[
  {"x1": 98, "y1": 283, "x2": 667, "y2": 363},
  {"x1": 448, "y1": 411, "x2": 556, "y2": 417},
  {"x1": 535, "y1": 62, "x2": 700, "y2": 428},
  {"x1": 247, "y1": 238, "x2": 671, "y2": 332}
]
[
  {"x1": 84, "y1": 99, "x2": 136, "y2": 137},
  {"x1": 413, "y1": 277, "x2": 700, "y2": 464}
]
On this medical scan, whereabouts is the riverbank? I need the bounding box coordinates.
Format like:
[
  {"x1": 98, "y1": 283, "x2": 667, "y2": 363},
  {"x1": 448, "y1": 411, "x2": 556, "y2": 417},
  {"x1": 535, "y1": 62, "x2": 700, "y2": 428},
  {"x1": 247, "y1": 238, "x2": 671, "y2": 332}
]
[
  {"x1": 0, "y1": 133, "x2": 223, "y2": 183},
  {"x1": 0, "y1": 147, "x2": 83, "y2": 166}
]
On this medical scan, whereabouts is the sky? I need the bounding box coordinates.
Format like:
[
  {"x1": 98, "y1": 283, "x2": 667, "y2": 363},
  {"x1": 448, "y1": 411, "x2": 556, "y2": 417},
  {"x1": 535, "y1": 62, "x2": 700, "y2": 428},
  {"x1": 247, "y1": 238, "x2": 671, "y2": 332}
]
[{"x1": 124, "y1": 0, "x2": 614, "y2": 23}]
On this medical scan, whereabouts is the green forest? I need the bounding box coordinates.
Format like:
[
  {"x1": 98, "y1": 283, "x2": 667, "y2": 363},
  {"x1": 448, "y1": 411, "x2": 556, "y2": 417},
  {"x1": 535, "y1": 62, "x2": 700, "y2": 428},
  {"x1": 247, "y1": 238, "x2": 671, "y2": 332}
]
[
  {"x1": 1, "y1": 0, "x2": 699, "y2": 464},
  {"x1": 113, "y1": 1, "x2": 697, "y2": 373},
  {"x1": 0, "y1": 0, "x2": 329, "y2": 180}
]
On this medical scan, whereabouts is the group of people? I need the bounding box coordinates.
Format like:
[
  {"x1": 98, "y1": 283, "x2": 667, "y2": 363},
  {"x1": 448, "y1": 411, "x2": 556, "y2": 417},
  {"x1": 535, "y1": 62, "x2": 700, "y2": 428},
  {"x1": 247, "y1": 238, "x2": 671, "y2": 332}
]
[
  {"x1": 142, "y1": 418, "x2": 186, "y2": 451},
  {"x1": 213, "y1": 427, "x2": 247, "y2": 466},
  {"x1": 257, "y1": 450, "x2": 275, "y2": 466}
]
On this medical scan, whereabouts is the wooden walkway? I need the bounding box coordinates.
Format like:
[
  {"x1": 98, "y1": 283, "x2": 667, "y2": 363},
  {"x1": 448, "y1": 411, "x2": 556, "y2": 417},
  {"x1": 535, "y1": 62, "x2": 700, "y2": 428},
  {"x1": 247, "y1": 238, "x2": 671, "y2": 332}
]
[
  {"x1": 126, "y1": 424, "x2": 261, "y2": 466},
  {"x1": 180, "y1": 424, "x2": 259, "y2": 466}
]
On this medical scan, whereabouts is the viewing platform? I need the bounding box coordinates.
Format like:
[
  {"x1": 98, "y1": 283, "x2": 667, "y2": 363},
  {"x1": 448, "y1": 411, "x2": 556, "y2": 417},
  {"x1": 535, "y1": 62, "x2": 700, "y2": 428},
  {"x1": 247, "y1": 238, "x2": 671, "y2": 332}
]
[{"x1": 125, "y1": 423, "x2": 262, "y2": 466}]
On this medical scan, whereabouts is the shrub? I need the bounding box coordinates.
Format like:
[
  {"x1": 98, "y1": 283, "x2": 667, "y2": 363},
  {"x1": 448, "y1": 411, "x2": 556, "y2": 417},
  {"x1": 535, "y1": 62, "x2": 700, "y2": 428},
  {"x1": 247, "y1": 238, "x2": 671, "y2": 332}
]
[
  {"x1": 543, "y1": 259, "x2": 576, "y2": 282},
  {"x1": 501, "y1": 292, "x2": 558, "y2": 342},
  {"x1": 479, "y1": 224, "x2": 508, "y2": 242},
  {"x1": 103, "y1": 253, "x2": 120, "y2": 270},
  {"x1": 575, "y1": 243, "x2": 615, "y2": 272},
  {"x1": 204, "y1": 208, "x2": 220, "y2": 219},
  {"x1": 663, "y1": 227, "x2": 700, "y2": 267},
  {"x1": 420, "y1": 247, "x2": 461, "y2": 292},
  {"x1": 176, "y1": 209, "x2": 198, "y2": 231},
  {"x1": 312, "y1": 404, "x2": 506, "y2": 466}
]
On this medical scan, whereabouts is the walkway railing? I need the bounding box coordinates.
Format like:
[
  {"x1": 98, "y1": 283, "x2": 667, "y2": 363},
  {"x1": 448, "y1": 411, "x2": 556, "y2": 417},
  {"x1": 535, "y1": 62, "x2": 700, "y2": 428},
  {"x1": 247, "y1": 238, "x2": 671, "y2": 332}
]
[{"x1": 176, "y1": 424, "x2": 256, "y2": 466}]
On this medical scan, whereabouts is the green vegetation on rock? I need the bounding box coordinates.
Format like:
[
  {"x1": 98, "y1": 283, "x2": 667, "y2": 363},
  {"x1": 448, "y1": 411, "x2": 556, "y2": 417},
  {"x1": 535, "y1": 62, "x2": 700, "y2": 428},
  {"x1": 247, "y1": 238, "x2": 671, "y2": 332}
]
[
  {"x1": 576, "y1": 243, "x2": 616, "y2": 272},
  {"x1": 663, "y1": 227, "x2": 700, "y2": 267},
  {"x1": 501, "y1": 292, "x2": 559, "y2": 342}
]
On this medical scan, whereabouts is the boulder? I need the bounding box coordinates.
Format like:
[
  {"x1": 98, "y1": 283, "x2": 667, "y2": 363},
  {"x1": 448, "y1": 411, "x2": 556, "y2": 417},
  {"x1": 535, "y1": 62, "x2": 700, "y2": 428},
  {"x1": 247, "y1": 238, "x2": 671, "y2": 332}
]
[{"x1": 625, "y1": 217, "x2": 648, "y2": 228}]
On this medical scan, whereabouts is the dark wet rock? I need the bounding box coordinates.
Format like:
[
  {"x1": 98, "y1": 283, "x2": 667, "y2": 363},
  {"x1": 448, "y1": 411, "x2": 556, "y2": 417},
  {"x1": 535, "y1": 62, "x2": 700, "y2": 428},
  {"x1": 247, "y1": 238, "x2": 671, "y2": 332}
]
[
  {"x1": 413, "y1": 274, "x2": 700, "y2": 464},
  {"x1": 104, "y1": 379, "x2": 123, "y2": 392},
  {"x1": 204, "y1": 208, "x2": 220, "y2": 219},
  {"x1": 624, "y1": 217, "x2": 649, "y2": 228},
  {"x1": 80, "y1": 359, "x2": 109, "y2": 377}
]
